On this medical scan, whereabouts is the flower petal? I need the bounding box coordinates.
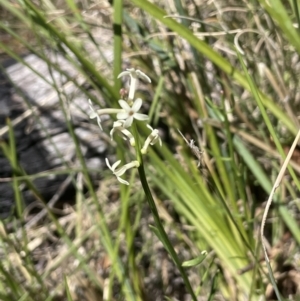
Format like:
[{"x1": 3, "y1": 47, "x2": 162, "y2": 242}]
[
  {"x1": 117, "y1": 176, "x2": 129, "y2": 185},
  {"x1": 147, "y1": 124, "x2": 153, "y2": 131},
  {"x1": 111, "y1": 160, "x2": 122, "y2": 171},
  {"x1": 96, "y1": 117, "x2": 103, "y2": 130},
  {"x1": 110, "y1": 128, "x2": 116, "y2": 140},
  {"x1": 133, "y1": 113, "x2": 149, "y2": 121},
  {"x1": 117, "y1": 111, "x2": 128, "y2": 120},
  {"x1": 132, "y1": 98, "x2": 143, "y2": 111},
  {"x1": 89, "y1": 112, "x2": 97, "y2": 119},
  {"x1": 117, "y1": 70, "x2": 130, "y2": 79},
  {"x1": 136, "y1": 70, "x2": 151, "y2": 83},
  {"x1": 114, "y1": 165, "x2": 127, "y2": 177},
  {"x1": 105, "y1": 158, "x2": 112, "y2": 171},
  {"x1": 118, "y1": 99, "x2": 130, "y2": 110},
  {"x1": 114, "y1": 120, "x2": 125, "y2": 127},
  {"x1": 124, "y1": 116, "x2": 134, "y2": 128}
]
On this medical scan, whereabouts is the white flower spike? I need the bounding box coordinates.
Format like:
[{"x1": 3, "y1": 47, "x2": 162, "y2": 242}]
[
  {"x1": 89, "y1": 99, "x2": 103, "y2": 130},
  {"x1": 117, "y1": 98, "x2": 148, "y2": 128},
  {"x1": 110, "y1": 120, "x2": 135, "y2": 146},
  {"x1": 141, "y1": 125, "x2": 162, "y2": 154},
  {"x1": 118, "y1": 68, "x2": 151, "y2": 101},
  {"x1": 105, "y1": 158, "x2": 140, "y2": 185}
]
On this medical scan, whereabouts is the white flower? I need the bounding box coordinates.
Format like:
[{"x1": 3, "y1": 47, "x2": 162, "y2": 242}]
[
  {"x1": 105, "y1": 158, "x2": 140, "y2": 185},
  {"x1": 89, "y1": 99, "x2": 125, "y2": 130},
  {"x1": 141, "y1": 124, "x2": 162, "y2": 154},
  {"x1": 117, "y1": 98, "x2": 148, "y2": 128},
  {"x1": 118, "y1": 68, "x2": 151, "y2": 101},
  {"x1": 89, "y1": 99, "x2": 103, "y2": 130},
  {"x1": 110, "y1": 120, "x2": 135, "y2": 146}
]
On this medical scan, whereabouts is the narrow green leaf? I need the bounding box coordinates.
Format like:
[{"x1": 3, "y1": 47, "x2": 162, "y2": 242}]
[
  {"x1": 233, "y1": 135, "x2": 272, "y2": 194},
  {"x1": 128, "y1": 0, "x2": 296, "y2": 134},
  {"x1": 64, "y1": 276, "x2": 74, "y2": 301},
  {"x1": 182, "y1": 251, "x2": 208, "y2": 267},
  {"x1": 258, "y1": 0, "x2": 300, "y2": 54},
  {"x1": 113, "y1": 0, "x2": 123, "y2": 93}
]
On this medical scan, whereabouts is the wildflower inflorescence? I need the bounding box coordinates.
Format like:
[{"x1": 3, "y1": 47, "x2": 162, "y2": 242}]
[{"x1": 89, "y1": 68, "x2": 162, "y2": 185}]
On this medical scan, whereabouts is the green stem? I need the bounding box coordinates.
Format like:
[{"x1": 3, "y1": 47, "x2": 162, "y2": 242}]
[{"x1": 131, "y1": 123, "x2": 197, "y2": 301}]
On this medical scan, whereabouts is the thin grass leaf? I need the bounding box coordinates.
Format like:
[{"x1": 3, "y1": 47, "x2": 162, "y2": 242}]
[
  {"x1": 237, "y1": 50, "x2": 300, "y2": 190},
  {"x1": 64, "y1": 276, "x2": 74, "y2": 301},
  {"x1": 128, "y1": 0, "x2": 297, "y2": 134},
  {"x1": 182, "y1": 251, "x2": 208, "y2": 267},
  {"x1": 258, "y1": 0, "x2": 300, "y2": 54},
  {"x1": 113, "y1": 0, "x2": 123, "y2": 94},
  {"x1": 207, "y1": 271, "x2": 219, "y2": 301},
  {"x1": 261, "y1": 130, "x2": 300, "y2": 301},
  {"x1": 21, "y1": 0, "x2": 119, "y2": 103},
  {"x1": 233, "y1": 135, "x2": 272, "y2": 193}
]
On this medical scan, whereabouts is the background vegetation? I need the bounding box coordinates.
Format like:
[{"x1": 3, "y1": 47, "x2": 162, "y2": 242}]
[{"x1": 0, "y1": 0, "x2": 300, "y2": 300}]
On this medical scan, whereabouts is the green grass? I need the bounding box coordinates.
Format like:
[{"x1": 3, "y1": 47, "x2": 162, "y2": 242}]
[{"x1": 0, "y1": 0, "x2": 300, "y2": 300}]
